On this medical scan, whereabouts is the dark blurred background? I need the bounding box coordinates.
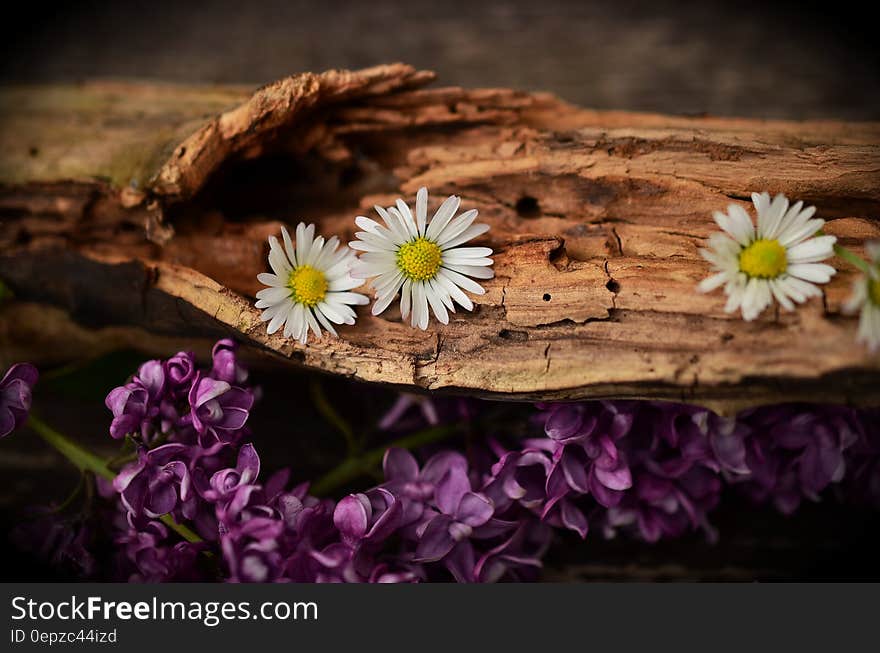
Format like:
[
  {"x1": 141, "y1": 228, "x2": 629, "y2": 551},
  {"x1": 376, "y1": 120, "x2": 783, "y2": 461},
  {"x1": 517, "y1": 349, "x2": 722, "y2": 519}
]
[
  {"x1": 1, "y1": 0, "x2": 878, "y2": 119},
  {"x1": 2, "y1": 0, "x2": 879, "y2": 581}
]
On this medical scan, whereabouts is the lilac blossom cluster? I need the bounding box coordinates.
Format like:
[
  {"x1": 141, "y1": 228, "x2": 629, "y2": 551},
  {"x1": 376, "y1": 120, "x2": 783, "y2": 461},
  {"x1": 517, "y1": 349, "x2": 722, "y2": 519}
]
[
  {"x1": 99, "y1": 342, "x2": 550, "y2": 582},
  {"x1": 3, "y1": 350, "x2": 880, "y2": 583}
]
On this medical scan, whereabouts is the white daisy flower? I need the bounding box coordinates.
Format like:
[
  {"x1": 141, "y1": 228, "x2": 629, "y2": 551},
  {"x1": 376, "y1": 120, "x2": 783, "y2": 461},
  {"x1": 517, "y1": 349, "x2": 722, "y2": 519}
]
[
  {"x1": 842, "y1": 241, "x2": 880, "y2": 352},
  {"x1": 349, "y1": 187, "x2": 493, "y2": 330},
  {"x1": 255, "y1": 223, "x2": 368, "y2": 344},
  {"x1": 698, "y1": 192, "x2": 837, "y2": 321}
]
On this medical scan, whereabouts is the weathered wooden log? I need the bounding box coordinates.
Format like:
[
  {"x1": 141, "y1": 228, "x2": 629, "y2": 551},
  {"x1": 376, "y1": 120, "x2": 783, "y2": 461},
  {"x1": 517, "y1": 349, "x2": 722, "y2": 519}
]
[{"x1": 1, "y1": 63, "x2": 879, "y2": 412}]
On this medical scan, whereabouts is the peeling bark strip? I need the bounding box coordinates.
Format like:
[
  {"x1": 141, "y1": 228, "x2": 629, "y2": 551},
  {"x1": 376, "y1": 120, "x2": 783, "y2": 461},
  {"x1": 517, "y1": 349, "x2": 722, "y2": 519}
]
[{"x1": 1, "y1": 63, "x2": 879, "y2": 411}]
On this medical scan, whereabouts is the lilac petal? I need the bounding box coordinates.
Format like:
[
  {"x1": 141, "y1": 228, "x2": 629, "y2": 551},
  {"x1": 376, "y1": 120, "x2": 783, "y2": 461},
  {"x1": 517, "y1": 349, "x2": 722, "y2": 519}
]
[
  {"x1": 545, "y1": 460, "x2": 569, "y2": 500},
  {"x1": 192, "y1": 375, "x2": 230, "y2": 406},
  {"x1": 560, "y1": 500, "x2": 589, "y2": 538},
  {"x1": 221, "y1": 386, "x2": 255, "y2": 411},
  {"x1": 444, "y1": 542, "x2": 477, "y2": 583},
  {"x1": 589, "y1": 469, "x2": 625, "y2": 507},
  {"x1": 137, "y1": 360, "x2": 165, "y2": 397},
  {"x1": 383, "y1": 447, "x2": 419, "y2": 482},
  {"x1": 710, "y1": 427, "x2": 749, "y2": 474},
  {"x1": 146, "y1": 481, "x2": 177, "y2": 517},
  {"x1": 421, "y1": 451, "x2": 468, "y2": 484},
  {"x1": 364, "y1": 488, "x2": 402, "y2": 542},
  {"x1": 456, "y1": 492, "x2": 494, "y2": 527},
  {"x1": 333, "y1": 494, "x2": 371, "y2": 540},
  {"x1": 0, "y1": 407, "x2": 15, "y2": 438},
  {"x1": 414, "y1": 515, "x2": 456, "y2": 562},
  {"x1": 236, "y1": 443, "x2": 260, "y2": 484},
  {"x1": 594, "y1": 461, "x2": 633, "y2": 491},
  {"x1": 561, "y1": 448, "x2": 591, "y2": 493},
  {"x1": 435, "y1": 467, "x2": 471, "y2": 516},
  {"x1": 215, "y1": 406, "x2": 250, "y2": 430},
  {"x1": 2, "y1": 363, "x2": 39, "y2": 387},
  {"x1": 545, "y1": 406, "x2": 583, "y2": 440}
]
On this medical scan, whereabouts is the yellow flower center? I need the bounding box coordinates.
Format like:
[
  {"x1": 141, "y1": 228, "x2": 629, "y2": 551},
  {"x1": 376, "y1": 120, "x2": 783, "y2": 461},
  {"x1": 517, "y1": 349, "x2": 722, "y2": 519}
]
[
  {"x1": 288, "y1": 265, "x2": 327, "y2": 307},
  {"x1": 397, "y1": 237, "x2": 443, "y2": 281},
  {"x1": 869, "y1": 277, "x2": 880, "y2": 307},
  {"x1": 739, "y1": 239, "x2": 788, "y2": 279}
]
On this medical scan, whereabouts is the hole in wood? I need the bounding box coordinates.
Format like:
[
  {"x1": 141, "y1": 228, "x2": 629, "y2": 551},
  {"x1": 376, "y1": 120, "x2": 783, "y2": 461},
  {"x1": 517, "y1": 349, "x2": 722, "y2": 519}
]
[
  {"x1": 606, "y1": 279, "x2": 620, "y2": 293},
  {"x1": 542, "y1": 293, "x2": 551, "y2": 301},
  {"x1": 515, "y1": 195, "x2": 540, "y2": 218}
]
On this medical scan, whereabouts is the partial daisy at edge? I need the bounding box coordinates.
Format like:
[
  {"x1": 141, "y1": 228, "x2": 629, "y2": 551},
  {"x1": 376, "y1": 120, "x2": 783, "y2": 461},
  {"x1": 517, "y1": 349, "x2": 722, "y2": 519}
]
[
  {"x1": 349, "y1": 187, "x2": 494, "y2": 330},
  {"x1": 255, "y1": 223, "x2": 369, "y2": 345},
  {"x1": 698, "y1": 192, "x2": 837, "y2": 321},
  {"x1": 843, "y1": 241, "x2": 880, "y2": 352}
]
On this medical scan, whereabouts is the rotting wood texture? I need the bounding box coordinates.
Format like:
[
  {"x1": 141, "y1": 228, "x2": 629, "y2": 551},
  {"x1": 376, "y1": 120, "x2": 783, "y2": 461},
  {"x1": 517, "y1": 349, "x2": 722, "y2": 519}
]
[{"x1": 1, "y1": 63, "x2": 879, "y2": 413}]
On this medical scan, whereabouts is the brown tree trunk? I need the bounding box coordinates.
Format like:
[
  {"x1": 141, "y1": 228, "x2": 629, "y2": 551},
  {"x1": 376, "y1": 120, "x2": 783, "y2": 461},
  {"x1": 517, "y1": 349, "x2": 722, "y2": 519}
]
[{"x1": 1, "y1": 63, "x2": 878, "y2": 413}]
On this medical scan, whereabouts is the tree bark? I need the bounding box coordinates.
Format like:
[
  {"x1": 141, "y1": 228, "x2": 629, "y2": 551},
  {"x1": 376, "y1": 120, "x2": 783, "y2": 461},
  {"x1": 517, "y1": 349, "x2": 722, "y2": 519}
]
[{"x1": 1, "y1": 63, "x2": 878, "y2": 412}]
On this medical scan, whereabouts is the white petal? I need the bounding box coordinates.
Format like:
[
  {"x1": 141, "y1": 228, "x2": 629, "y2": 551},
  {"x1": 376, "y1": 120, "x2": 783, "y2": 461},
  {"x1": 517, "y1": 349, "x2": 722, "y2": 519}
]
[
  {"x1": 756, "y1": 194, "x2": 788, "y2": 240},
  {"x1": 416, "y1": 187, "x2": 428, "y2": 236},
  {"x1": 281, "y1": 226, "x2": 297, "y2": 267},
  {"x1": 412, "y1": 281, "x2": 429, "y2": 330},
  {"x1": 768, "y1": 279, "x2": 795, "y2": 311},
  {"x1": 436, "y1": 210, "x2": 480, "y2": 245},
  {"x1": 290, "y1": 304, "x2": 305, "y2": 340},
  {"x1": 328, "y1": 275, "x2": 364, "y2": 292},
  {"x1": 425, "y1": 283, "x2": 449, "y2": 324},
  {"x1": 442, "y1": 246, "x2": 493, "y2": 260},
  {"x1": 426, "y1": 195, "x2": 462, "y2": 241},
  {"x1": 256, "y1": 286, "x2": 292, "y2": 303},
  {"x1": 329, "y1": 291, "x2": 369, "y2": 306},
  {"x1": 375, "y1": 205, "x2": 410, "y2": 243},
  {"x1": 267, "y1": 301, "x2": 293, "y2": 334},
  {"x1": 788, "y1": 263, "x2": 835, "y2": 284},
  {"x1": 778, "y1": 218, "x2": 824, "y2": 248},
  {"x1": 313, "y1": 309, "x2": 338, "y2": 337},
  {"x1": 400, "y1": 279, "x2": 413, "y2": 319},
  {"x1": 372, "y1": 286, "x2": 401, "y2": 316},
  {"x1": 305, "y1": 309, "x2": 322, "y2": 340},
  {"x1": 786, "y1": 236, "x2": 836, "y2": 264},
  {"x1": 268, "y1": 236, "x2": 292, "y2": 276},
  {"x1": 296, "y1": 223, "x2": 315, "y2": 268},
  {"x1": 439, "y1": 268, "x2": 486, "y2": 295},
  {"x1": 439, "y1": 222, "x2": 490, "y2": 250},
  {"x1": 442, "y1": 263, "x2": 495, "y2": 280},
  {"x1": 436, "y1": 272, "x2": 474, "y2": 310},
  {"x1": 697, "y1": 272, "x2": 728, "y2": 293},
  {"x1": 392, "y1": 204, "x2": 418, "y2": 239},
  {"x1": 257, "y1": 272, "x2": 285, "y2": 287}
]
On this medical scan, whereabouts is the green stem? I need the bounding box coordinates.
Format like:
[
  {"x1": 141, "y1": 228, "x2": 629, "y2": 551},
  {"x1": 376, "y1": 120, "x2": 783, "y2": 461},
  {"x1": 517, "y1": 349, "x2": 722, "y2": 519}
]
[
  {"x1": 310, "y1": 381, "x2": 358, "y2": 454},
  {"x1": 311, "y1": 424, "x2": 458, "y2": 496},
  {"x1": 834, "y1": 244, "x2": 872, "y2": 275},
  {"x1": 27, "y1": 414, "x2": 202, "y2": 544},
  {"x1": 28, "y1": 414, "x2": 114, "y2": 480}
]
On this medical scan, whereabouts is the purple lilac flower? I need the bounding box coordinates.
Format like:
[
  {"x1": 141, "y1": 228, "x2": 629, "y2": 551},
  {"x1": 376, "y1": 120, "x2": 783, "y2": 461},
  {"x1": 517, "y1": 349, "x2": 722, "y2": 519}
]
[
  {"x1": 735, "y1": 404, "x2": 862, "y2": 514},
  {"x1": 118, "y1": 520, "x2": 207, "y2": 582},
  {"x1": 599, "y1": 403, "x2": 745, "y2": 542},
  {"x1": 114, "y1": 444, "x2": 194, "y2": 519},
  {"x1": 526, "y1": 402, "x2": 636, "y2": 538},
  {"x1": 414, "y1": 466, "x2": 512, "y2": 582},
  {"x1": 165, "y1": 351, "x2": 197, "y2": 391},
  {"x1": 1, "y1": 362, "x2": 38, "y2": 438},
  {"x1": 381, "y1": 448, "x2": 468, "y2": 533},
  {"x1": 188, "y1": 372, "x2": 254, "y2": 447},
  {"x1": 210, "y1": 339, "x2": 249, "y2": 385}
]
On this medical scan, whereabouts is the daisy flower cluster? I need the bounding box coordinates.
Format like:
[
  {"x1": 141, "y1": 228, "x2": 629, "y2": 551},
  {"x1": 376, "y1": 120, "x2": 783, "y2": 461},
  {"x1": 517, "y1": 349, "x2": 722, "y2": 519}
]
[
  {"x1": 698, "y1": 192, "x2": 879, "y2": 352},
  {"x1": 698, "y1": 192, "x2": 837, "y2": 321},
  {"x1": 256, "y1": 188, "x2": 493, "y2": 342}
]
